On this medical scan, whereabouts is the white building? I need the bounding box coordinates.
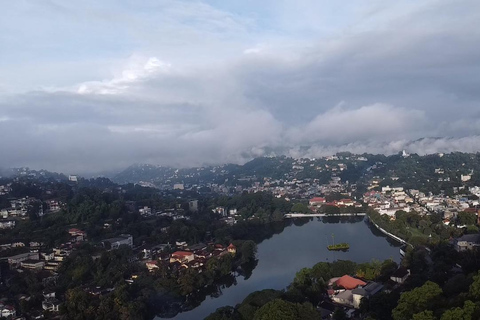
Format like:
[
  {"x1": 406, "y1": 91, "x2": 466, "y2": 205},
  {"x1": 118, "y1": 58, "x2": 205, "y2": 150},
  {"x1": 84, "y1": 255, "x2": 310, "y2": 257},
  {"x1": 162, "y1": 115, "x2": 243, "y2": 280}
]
[
  {"x1": 139, "y1": 206, "x2": 152, "y2": 216},
  {"x1": 102, "y1": 234, "x2": 133, "y2": 250}
]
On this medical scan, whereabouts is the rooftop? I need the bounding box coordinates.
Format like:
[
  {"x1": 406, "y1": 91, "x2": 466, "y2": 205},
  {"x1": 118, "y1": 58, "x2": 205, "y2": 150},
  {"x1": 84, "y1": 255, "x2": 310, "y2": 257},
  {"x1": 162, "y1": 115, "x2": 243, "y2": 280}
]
[{"x1": 335, "y1": 275, "x2": 367, "y2": 290}]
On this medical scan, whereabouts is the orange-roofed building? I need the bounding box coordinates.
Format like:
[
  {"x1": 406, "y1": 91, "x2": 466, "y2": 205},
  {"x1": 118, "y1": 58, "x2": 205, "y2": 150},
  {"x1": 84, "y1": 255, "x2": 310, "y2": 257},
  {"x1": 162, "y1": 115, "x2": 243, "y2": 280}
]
[
  {"x1": 335, "y1": 275, "x2": 366, "y2": 290},
  {"x1": 170, "y1": 251, "x2": 195, "y2": 264}
]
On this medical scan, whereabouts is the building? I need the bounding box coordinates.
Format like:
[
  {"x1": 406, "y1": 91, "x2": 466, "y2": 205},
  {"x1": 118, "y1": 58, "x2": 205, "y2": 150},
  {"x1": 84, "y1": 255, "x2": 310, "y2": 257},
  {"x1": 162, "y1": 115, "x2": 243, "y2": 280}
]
[
  {"x1": 352, "y1": 282, "x2": 384, "y2": 308},
  {"x1": 102, "y1": 234, "x2": 133, "y2": 250},
  {"x1": 454, "y1": 234, "x2": 480, "y2": 252},
  {"x1": 390, "y1": 267, "x2": 410, "y2": 284},
  {"x1": 170, "y1": 251, "x2": 195, "y2": 264},
  {"x1": 227, "y1": 243, "x2": 236, "y2": 254},
  {"x1": 42, "y1": 298, "x2": 61, "y2": 312},
  {"x1": 7, "y1": 252, "x2": 40, "y2": 267},
  {"x1": 173, "y1": 183, "x2": 184, "y2": 190},
  {"x1": 138, "y1": 206, "x2": 152, "y2": 216},
  {"x1": 68, "y1": 228, "x2": 87, "y2": 242},
  {"x1": 335, "y1": 275, "x2": 367, "y2": 290},
  {"x1": 20, "y1": 260, "x2": 46, "y2": 270},
  {"x1": 189, "y1": 200, "x2": 198, "y2": 213},
  {"x1": 0, "y1": 220, "x2": 16, "y2": 229},
  {"x1": 213, "y1": 207, "x2": 226, "y2": 216},
  {"x1": 68, "y1": 175, "x2": 78, "y2": 182},
  {"x1": 309, "y1": 197, "x2": 326, "y2": 206},
  {"x1": 145, "y1": 261, "x2": 159, "y2": 272},
  {"x1": 332, "y1": 290, "x2": 354, "y2": 306},
  {"x1": 0, "y1": 303, "x2": 16, "y2": 318}
]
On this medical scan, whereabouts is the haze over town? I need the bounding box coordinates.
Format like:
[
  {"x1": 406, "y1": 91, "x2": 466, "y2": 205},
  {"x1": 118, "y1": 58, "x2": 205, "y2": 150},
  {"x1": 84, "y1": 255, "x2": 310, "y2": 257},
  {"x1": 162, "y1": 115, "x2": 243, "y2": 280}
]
[{"x1": 1, "y1": 0, "x2": 480, "y2": 173}]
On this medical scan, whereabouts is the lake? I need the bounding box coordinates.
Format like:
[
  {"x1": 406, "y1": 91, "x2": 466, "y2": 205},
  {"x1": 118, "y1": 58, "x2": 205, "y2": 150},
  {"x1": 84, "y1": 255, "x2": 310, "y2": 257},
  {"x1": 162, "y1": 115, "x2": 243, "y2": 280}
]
[{"x1": 158, "y1": 217, "x2": 401, "y2": 320}]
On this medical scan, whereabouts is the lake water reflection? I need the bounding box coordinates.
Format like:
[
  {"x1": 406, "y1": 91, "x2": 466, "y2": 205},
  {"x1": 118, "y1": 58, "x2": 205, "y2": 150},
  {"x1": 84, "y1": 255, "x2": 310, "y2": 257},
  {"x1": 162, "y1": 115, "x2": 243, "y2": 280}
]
[{"x1": 159, "y1": 217, "x2": 401, "y2": 320}]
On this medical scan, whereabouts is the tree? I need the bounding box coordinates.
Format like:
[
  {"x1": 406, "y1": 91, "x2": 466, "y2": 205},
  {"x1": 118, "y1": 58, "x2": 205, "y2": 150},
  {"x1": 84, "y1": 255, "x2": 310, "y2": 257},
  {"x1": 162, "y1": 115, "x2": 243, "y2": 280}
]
[
  {"x1": 392, "y1": 281, "x2": 443, "y2": 320},
  {"x1": 469, "y1": 270, "x2": 480, "y2": 301},
  {"x1": 333, "y1": 308, "x2": 348, "y2": 320},
  {"x1": 413, "y1": 310, "x2": 436, "y2": 320},
  {"x1": 178, "y1": 269, "x2": 199, "y2": 295},
  {"x1": 272, "y1": 209, "x2": 284, "y2": 222},
  {"x1": 240, "y1": 240, "x2": 257, "y2": 264},
  {"x1": 440, "y1": 300, "x2": 477, "y2": 320},
  {"x1": 237, "y1": 290, "x2": 283, "y2": 320},
  {"x1": 458, "y1": 212, "x2": 477, "y2": 226},
  {"x1": 206, "y1": 306, "x2": 242, "y2": 320},
  {"x1": 360, "y1": 292, "x2": 399, "y2": 320},
  {"x1": 252, "y1": 299, "x2": 301, "y2": 320},
  {"x1": 291, "y1": 203, "x2": 310, "y2": 214}
]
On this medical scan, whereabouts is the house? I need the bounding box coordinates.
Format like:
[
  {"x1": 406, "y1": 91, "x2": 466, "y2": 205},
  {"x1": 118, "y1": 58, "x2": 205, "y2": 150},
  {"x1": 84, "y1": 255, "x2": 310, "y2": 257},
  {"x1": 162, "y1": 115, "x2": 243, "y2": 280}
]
[
  {"x1": 0, "y1": 220, "x2": 16, "y2": 229},
  {"x1": 170, "y1": 251, "x2": 195, "y2": 263},
  {"x1": 390, "y1": 267, "x2": 410, "y2": 284},
  {"x1": 454, "y1": 234, "x2": 480, "y2": 252},
  {"x1": 0, "y1": 303, "x2": 16, "y2": 318},
  {"x1": 102, "y1": 234, "x2": 133, "y2": 250},
  {"x1": 352, "y1": 282, "x2": 384, "y2": 308},
  {"x1": 332, "y1": 290, "x2": 354, "y2": 306},
  {"x1": 42, "y1": 298, "x2": 61, "y2": 312}
]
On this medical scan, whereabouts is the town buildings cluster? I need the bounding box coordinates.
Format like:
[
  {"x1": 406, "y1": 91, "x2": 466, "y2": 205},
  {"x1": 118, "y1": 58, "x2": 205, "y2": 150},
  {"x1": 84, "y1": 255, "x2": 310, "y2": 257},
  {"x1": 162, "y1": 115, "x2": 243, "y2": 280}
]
[{"x1": 144, "y1": 242, "x2": 237, "y2": 273}]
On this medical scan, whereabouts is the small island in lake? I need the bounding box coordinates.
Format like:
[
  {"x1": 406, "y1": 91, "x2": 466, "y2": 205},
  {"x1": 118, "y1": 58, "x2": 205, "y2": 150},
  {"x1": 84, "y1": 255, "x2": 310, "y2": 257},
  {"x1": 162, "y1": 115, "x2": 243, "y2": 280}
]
[{"x1": 327, "y1": 242, "x2": 350, "y2": 251}]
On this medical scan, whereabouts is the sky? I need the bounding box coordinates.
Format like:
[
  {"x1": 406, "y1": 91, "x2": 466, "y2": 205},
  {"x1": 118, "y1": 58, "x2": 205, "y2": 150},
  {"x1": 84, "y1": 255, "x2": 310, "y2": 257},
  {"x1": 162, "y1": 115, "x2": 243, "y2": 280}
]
[{"x1": 1, "y1": 0, "x2": 480, "y2": 174}]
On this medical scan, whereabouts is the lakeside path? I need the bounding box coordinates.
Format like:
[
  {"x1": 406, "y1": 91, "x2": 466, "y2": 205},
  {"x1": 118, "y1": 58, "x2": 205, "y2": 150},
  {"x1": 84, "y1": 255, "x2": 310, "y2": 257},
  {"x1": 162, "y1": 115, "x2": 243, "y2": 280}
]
[{"x1": 284, "y1": 212, "x2": 366, "y2": 218}]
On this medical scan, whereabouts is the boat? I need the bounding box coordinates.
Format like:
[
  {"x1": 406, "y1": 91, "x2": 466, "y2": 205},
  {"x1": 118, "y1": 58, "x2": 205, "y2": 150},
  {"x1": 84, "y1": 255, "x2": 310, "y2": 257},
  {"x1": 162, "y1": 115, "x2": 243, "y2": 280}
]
[{"x1": 327, "y1": 233, "x2": 349, "y2": 251}]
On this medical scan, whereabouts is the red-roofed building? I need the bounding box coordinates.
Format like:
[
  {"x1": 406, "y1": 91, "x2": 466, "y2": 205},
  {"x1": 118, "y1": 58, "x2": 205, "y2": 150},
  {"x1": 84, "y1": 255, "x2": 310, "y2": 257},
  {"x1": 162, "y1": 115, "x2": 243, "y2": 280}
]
[
  {"x1": 309, "y1": 197, "x2": 326, "y2": 206},
  {"x1": 335, "y1": 275, "x2": 366, "y2": 290},
  {"x1": 325, "y1": 202, "x2": 338, "y2": 207},
  {"x1": 170, "y1": 251, "x2": 194, "y2": 263},
  {"x1": 145, "y1": 260, "x2": 159, "y2": 272}
]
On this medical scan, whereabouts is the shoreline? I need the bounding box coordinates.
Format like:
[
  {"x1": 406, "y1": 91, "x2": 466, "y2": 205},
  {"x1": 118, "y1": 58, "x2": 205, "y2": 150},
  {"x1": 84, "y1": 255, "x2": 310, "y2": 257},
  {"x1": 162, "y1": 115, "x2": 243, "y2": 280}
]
[{"x1": 366, "y1": 216, "x2": 413, "y2": 248}]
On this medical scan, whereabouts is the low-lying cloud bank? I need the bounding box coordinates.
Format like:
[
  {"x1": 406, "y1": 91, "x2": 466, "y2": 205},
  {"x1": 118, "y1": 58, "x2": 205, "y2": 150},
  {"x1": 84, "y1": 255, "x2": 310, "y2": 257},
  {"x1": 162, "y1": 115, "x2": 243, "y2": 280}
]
[{"x1": 1, "y1": 1, "x2": 480, "y2": 173}]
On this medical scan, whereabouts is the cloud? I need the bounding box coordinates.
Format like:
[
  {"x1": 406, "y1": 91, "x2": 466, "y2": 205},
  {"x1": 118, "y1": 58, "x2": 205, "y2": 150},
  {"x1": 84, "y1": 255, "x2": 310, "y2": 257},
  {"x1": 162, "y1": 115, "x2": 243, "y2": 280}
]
[
  {"x1": 1, "y1": 1, "x2": 480, "y2": 173},
  {"x1": 76, "y1": 57, "x2": 172, "y2": 94},
  {"x1": 286, "y1": 136, "x2": 480, "y2": 160},
  {"x1": 288, "y1": 104, "x2": 426, "y2": 145}
]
